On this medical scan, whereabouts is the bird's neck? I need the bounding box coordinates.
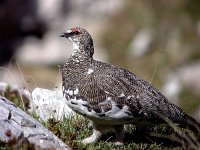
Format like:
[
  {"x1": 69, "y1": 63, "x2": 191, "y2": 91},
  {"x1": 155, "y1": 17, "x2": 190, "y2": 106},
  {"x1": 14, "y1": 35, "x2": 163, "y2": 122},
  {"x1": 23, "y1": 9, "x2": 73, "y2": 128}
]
[
  {"x1": 69, "y1": 44, "x2": 93, "y2": 67},
  {"x1": 68, "y1": 42, "x2": 94, "y2": 65}
]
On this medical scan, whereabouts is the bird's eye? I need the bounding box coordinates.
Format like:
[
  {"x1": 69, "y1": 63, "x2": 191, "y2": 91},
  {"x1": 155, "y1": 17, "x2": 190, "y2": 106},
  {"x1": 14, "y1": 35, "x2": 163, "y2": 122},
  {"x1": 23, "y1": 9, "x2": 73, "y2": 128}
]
[{"x1": 74, "y1": 31, "x2": 80, "y2": 35}]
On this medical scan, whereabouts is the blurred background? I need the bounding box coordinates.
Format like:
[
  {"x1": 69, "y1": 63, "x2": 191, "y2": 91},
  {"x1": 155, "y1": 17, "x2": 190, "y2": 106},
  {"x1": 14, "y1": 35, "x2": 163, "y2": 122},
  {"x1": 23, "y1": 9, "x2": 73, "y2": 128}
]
[{"x1": 0, "y1": 0, "x2": 200, "y2": 120}]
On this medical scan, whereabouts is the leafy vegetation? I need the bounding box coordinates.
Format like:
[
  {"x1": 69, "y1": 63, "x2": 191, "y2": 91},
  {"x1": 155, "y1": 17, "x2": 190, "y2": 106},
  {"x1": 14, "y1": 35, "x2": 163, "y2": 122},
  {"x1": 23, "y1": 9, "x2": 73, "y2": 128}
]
[{"x1": 44, "y1": 116, "x2": 183, "y2": 150}]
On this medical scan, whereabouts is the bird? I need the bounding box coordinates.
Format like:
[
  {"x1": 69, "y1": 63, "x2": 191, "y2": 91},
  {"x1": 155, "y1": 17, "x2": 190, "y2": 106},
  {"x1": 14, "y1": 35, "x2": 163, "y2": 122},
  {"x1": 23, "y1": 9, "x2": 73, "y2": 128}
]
[{"x1": 60, "y1": 27, "x2": 200, "y2": 145}]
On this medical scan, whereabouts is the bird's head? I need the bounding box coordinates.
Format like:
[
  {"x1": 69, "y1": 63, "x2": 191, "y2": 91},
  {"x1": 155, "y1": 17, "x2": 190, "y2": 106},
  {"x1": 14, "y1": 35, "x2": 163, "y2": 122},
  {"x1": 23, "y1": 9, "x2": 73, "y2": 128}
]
[{"x1": 60, "y1": 27, "x2": 94, "y2": 57}]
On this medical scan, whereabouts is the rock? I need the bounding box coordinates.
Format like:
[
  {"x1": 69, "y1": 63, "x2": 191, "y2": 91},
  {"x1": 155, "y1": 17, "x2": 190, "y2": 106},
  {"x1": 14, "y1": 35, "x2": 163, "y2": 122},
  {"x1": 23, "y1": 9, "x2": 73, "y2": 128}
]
[
  {"x1": 162, "y1": 62, "x2": 200, "y2": 100},
  {"x1": 0, "y1": 82, "x2": 8, "y2": 95},
  {"x1": 129, "y1": 28, "x2": 154, "y2": 58},
  {"x1": 162, "y1": 75, "x2": 182, "y2": 104},
  {"x1": 0, "y1": 96, "x2": 71, "y2": 149},
  {"x1": 30, "y1": 88, "x2": 75, "y2": 121},
  {"x1": 0, "y1": 82, "x2": 74, "y2": 122}
]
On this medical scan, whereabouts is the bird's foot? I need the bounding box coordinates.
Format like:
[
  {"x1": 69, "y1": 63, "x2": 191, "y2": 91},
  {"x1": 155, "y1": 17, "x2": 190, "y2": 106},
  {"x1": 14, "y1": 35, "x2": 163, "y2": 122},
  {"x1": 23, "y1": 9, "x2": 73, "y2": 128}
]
[
  {"x1": 81, "y1": 136, "x2": 95, "y2": 145},
  {"x1": 115, "y1": 141, "x2": 123, "y2": 146},
  {"x1": 81, "y1": 129, "x2": 102, "y2": 145}
]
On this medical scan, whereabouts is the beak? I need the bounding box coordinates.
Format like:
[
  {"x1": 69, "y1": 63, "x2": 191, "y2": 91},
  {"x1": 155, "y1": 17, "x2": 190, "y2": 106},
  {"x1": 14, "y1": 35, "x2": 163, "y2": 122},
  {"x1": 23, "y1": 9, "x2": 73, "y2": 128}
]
[
  {"x1": 60, "y1": 31, "x2": 72, "y2": 38},
  {"x1": 60, "y1": 33, "x2": 66, "y2": 37}
]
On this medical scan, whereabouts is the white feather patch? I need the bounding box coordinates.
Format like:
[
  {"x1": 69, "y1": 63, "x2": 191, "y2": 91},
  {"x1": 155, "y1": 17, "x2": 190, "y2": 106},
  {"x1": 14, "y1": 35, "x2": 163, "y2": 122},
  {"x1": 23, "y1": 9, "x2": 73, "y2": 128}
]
[
  {"x1": 119, "y1": 92, "x2": 125, "y2": 97},
  {"x1": 65, "y1": 89, "x2": 73, "y2": 96},
  {"x1": 87, "y1": 69, "x2": 94, "y2": 74},
  {"x1": 127, "y1": 95, "x2": 135, "y2": 99},
  {"x1": 74, "y1": 88, "x2": 79, "y2": 95},
  {"x1": 73, "y1": 43, "x2": 79, "y2": 50},
  {"x1": 67, "y1": 97, "x2": 90, "y2": 116},
  {"x1": 108, "y1": 104, "x2": 132, "y2": 120}
]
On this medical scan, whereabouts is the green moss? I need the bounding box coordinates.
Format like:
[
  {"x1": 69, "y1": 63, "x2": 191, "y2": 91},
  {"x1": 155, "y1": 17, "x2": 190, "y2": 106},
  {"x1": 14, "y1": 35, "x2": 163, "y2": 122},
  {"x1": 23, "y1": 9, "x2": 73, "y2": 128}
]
[{"x1": 41, "y1": 115, "x2": 198, "y2": 150}]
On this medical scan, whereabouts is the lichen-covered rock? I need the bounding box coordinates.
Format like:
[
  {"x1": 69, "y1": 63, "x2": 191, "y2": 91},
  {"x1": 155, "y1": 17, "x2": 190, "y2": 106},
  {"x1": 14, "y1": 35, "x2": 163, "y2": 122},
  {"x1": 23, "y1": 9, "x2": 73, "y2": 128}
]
[
  {"x1": 30, "y1": 88, "x2": 75, "y2": 121},
  {"x1": 0, "y1": 96, "x2": 71, "y2": 149}
]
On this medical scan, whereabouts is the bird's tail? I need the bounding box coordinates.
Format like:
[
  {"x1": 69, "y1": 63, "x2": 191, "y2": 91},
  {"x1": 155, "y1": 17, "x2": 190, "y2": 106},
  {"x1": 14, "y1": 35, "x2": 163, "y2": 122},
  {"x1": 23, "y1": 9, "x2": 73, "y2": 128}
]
[
  {"x1": 168, "y1": 103, "x2": 200, "y2": 134},
  {"x1": 159, "y1": 102, "x2": 200, "y2": 134},
  {"x1": 184, "y1": 113, "x2": 200, "y2": 134}
]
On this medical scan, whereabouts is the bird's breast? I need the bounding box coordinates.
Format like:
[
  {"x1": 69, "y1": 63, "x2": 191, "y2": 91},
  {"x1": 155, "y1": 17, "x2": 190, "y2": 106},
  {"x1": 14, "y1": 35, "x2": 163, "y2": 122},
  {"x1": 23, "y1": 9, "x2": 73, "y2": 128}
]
[{"x1": 63, "y1": 88, "x2": 134, "y2": 124}]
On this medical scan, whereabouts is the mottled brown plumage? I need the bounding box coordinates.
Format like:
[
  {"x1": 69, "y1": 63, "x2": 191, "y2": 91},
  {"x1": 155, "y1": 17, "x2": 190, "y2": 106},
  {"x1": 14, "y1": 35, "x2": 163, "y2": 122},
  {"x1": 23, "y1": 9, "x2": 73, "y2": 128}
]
[{"x1": 61, "y1": 27, "x2": 200, "y2": 144}]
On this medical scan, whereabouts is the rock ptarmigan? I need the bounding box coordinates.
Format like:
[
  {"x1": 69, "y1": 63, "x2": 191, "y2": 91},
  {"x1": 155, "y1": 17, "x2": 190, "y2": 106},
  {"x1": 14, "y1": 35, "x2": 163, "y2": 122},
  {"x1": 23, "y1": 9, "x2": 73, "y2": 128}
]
[{"x1": 60, "y1": 27, "x2": 200, "y2": 145}]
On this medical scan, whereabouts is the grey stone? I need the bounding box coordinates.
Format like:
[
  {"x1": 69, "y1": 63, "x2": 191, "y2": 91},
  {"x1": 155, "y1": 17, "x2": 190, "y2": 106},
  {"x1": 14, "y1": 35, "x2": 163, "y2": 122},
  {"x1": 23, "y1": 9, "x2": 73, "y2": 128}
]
[
  {"x1": 30, "y1": 88, "x2": 75, "y2": 121},
  {"x1": 0, "y1": 96, "x2": 71, "y2": 149}
]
